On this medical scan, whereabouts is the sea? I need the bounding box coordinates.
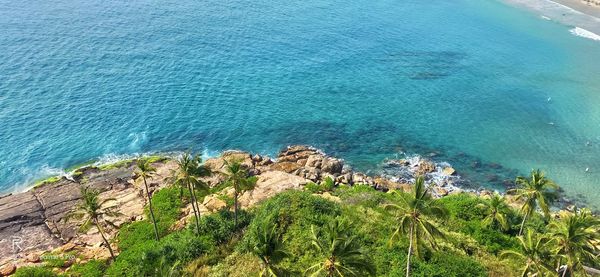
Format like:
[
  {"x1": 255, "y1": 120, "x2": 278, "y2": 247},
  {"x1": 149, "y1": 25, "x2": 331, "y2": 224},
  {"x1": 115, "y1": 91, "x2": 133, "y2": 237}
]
[{"x1": 1, "y1": 0, "x2": 599, "y2": 208}]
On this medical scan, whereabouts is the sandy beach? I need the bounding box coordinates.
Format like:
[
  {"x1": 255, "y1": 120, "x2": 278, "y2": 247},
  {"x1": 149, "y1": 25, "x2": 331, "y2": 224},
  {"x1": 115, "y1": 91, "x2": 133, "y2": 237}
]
[
  {"x1": 504, "y1": 0, "x2": 600, "y2": 35},
  {"x1": 554, "y1": 0, "x2": 600, "y2": 17}
]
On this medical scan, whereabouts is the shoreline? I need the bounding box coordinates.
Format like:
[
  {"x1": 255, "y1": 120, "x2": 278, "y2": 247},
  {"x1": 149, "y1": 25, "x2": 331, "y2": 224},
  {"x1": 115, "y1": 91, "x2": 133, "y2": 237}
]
[
  {"x1": 503, "y1": 0, "x2": 600, "y2": 36},
  {"x1": 553, "y1": 0, "x2": 600, "y2": 17},
  {"x1": 0, "y1": 145, "x2": 591, "y2": 211},
  {"x1": 0, "y1": 145, "x2": 594, "y2": 270}
]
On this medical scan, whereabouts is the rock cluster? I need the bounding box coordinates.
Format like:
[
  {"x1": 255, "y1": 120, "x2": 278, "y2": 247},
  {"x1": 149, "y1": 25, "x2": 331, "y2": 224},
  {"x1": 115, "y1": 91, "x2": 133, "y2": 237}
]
[
  {"x1": 0, "y1": 145, "x2": 474, "y2": 274},
  {"x1": 0, "y1": 160, "x2": 177, "y2": 268}
]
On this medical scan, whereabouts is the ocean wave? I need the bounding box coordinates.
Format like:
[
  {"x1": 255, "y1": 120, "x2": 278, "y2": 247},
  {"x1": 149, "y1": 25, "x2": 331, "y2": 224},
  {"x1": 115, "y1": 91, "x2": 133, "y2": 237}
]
[
  {"x1": 3, "y1": 148, "x2": 229, "y2": 195},
  {"x1": 570, "y1": 27, "x2": 600, "y2": 41},
  {"x1": 379, "y1": 153, "x2": 478, "y2": 197}
]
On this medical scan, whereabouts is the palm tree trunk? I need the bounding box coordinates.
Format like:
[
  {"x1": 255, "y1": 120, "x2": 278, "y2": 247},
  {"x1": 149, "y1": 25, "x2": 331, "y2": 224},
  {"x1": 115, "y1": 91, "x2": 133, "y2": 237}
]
[
  {"x1": 190, "y1": 183, "x2": 203, "y2": 226},
  {"x1": 519, "y1": 209, "x2": 530, "y2": 236},
  {"x1": 406, "y1": 223, "x2": 414, "y2": 277},
  {"x1": 187, "y1": 182, "x2": 201, "y2": 234},
  {"x1": 143, "y1": 177, "x2": 160, "y2": 241},
  {"x1": 234, "y1": 191, "x2": 238, "y2": 229},
  {"x1": 95, "y1": 218, "x2": 115, "y2": 261}
]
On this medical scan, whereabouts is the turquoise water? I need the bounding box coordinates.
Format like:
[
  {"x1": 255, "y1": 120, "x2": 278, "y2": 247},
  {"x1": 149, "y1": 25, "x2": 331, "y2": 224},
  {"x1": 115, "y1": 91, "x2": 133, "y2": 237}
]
[{"x1": 1, "y1": 0, "x2": 600, "y2": 207}]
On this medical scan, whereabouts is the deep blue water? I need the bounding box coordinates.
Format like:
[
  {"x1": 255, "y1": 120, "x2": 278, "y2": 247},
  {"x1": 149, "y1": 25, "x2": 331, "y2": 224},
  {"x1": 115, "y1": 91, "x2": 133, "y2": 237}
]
[{"x1": 1, "y1": 0, "x2": 600, "y2": 208}]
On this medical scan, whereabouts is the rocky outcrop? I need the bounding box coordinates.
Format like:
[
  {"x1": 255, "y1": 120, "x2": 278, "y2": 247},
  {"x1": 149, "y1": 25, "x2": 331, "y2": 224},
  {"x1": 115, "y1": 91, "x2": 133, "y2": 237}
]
[
  {"x1": 0, "y1": 145, "x2": 479, "y2": 273},
  {"x1": 0, "y1": 159, "x2": 177, "y2": 267},
  {"x1": 238, "y1": 171, "x2": 310, "y2": 207},
  {"x1": 273, "y1": 146, "x2": 347, "y2": 184}
]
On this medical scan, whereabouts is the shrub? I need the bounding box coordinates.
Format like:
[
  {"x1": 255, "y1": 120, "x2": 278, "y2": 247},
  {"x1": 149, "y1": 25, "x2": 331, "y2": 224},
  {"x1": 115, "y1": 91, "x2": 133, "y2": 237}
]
[
  {"x1": 67, "y1": 260, "x2": 107, "y2": 277},
  {"x1": 13, "y1": 266, "x2": 57, "y2": 277},
  {"x1": 197, "y1": 209, "x2": 251, "y2": 244},
  {"x1": 303, "y1": 177, "x2": 335, "y2": 193},
  {"x1": 240, "y1": 191, "x2": 342, "y2": 274},
  {"x1": 107, "y1": 229, "x2": 214, "y2": 276},
  {"x1": 439, "y1": 193, "x2": 486, "y2": 221},
  {"x1": 117, "y1": 221, "x2": 157, "y2": 251},
  {"x1": 150, "y1": 187, "x2": 182, "y2": 229}
]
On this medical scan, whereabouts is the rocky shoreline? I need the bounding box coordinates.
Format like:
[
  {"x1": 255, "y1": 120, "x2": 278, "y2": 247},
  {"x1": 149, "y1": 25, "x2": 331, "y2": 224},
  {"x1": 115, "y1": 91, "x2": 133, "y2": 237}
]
[{"x1": 0, "y1": 145, "x2": 577, "y2": 275}]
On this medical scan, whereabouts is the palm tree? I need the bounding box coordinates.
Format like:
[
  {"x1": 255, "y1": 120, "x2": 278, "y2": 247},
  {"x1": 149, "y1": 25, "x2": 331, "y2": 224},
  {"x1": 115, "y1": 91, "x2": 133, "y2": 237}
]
[
  {"x1": 384, "y1": 176, "x2": 447, "y2": 277},
  {"x1": 250, "y1": 218, "x2": 289, "y2": 277},
  {"x1": 135, "y1": 159, "x2": 159, "y2": 241},
  {"x1": 477, "y1": 193, "x2": 510, "y2": 231},
  {"x1": 68, "y1": 186, "x2": 121, "y2": 261},
  {"x1": 548, "y1": 208, "x2": 600, "y2": 277},
  {"x1": 172, "y1": 152, "x2": 210, "y2": 234},
  {"x1": 223, "y1": 158, "x2": 257, "y2": 228},
  {"x1": 509, "y1": 169, "x2": 558, "y2": 236},
  {"x1": 500, "y1": 229, "x2": 554, "y2": 277},
  {"x1": 306, "y1": 218, "x2": 375, "y2": 277}
]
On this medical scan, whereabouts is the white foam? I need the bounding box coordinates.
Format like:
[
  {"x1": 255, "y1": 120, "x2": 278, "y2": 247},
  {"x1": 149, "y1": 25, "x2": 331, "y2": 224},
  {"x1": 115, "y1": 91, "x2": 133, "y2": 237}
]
[{"x1": 570, "y1": 27, "x2": 600, "y2": 41}]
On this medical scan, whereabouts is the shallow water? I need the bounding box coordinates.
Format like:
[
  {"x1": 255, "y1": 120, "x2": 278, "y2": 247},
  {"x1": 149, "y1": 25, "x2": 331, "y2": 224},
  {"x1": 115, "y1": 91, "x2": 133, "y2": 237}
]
[{"x1": 1, "y1": 0, "x2": 599, "y2": 208}]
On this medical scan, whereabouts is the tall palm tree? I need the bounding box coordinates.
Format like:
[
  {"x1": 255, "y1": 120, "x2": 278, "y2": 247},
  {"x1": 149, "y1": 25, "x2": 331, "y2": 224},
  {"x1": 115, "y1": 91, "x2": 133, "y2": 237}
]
[
  {"x1": 477, "y1": 193, "x2": 510, "y2": 231},
  {"x1": 509, "y1": 169, "x2": 558, "y2": 236},
  {"x1": 250, "y1": 218, "x2": 289, "y2": 277},
  {"x1": 549, "y1": 208, "x2": 600, "y2": 277},
  {"x1": 172, "y1": 152, "x2": 210, "y2": 234},
  {"x1": 135, "y1": 159, "x2": 159, "y2": 241},
  {"x1": 68, "y1": 186, "x2": 122, "y2": 261},
  {"x1": 223, "y1": 158, "x2": 257, "y2": 228},
  {"x1": 500, "y1": 229, "x2": 554, "y2": 277},
  {"x1": 384, "y1": 176, "x2": 447, "y2": 277},
  {"x1": 306, "y1": 218, "x2": 375, "y2": 277}
]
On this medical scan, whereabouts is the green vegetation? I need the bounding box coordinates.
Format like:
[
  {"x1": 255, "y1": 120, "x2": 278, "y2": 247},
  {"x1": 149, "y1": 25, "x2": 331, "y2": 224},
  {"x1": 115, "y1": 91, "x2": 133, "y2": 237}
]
[
  {"x1": 97, "y1": 159, "x2": 134, "y2": 171},
  {"x1": 306, "y1": 218, "x2": 375, "y2": 276},
  {"x1": 33, "y1": 175, "x2": 62, "y2": 188},
  {"x1": 305, "y1": 176, "x2": 335, "y2": 193},
  {"x1": 40, "y1": 164, "x2": 597, "y2": 277},
  {"x1": 13, "y1": 266, "x2": 57, "y2": 277}
]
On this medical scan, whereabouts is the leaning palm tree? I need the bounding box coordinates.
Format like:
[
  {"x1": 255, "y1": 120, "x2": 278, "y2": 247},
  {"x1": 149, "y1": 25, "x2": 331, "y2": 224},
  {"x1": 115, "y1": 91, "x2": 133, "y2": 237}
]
[
  {"x1": 477, "y1": 193, "x2": 510, "y2": 231},
  {"x1": 135, "y1": 159, "x2": 159, "y2": 241},
  {"x1": 306, "y1": 218, "x2": 375, "y2": 277},
  {"x1": 68, "y1": 186, "x2": 122, "y2": 261},
  {"x1": 509, "y1": 169, "x2": 558, "y2": 236},
  {"x1": 384, "y1": 176, "x2": 447, "y2": 277},
  {"x1": 223, "y1": 158, "x2": 257, "y2": 228},
  {"x1": 250, "y1": 218, "x2": 289, "y2": 277},
  {"x1": 500, "y1": 229, "x2": 554, "y2": 277},
  {"x1": 549, "y1": 208, "x2": 600, "y2": 277},
  {"x1": 172, "y1": 152, "x2": 210, "y2": 234}
]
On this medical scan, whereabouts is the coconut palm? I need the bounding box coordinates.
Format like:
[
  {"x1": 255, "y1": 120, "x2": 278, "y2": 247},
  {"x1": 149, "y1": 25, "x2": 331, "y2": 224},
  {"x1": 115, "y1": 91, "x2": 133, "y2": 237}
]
[
  {"x1": 306, "y1": 218, "x2": 375, "y2": 277},
  {"x1": 135, "y1": 159, "x2": 159, "y2": 241},
  {"x1": 500, "y1": 229, "x2": 554, "y2": 277},
  {"x1": 548, "y1": 208, "x2": 600, "y2": 277},
  {"x1": 509, "y1": 169, "x2": 558, "y2": 236},
  {"x1": 223, "y1": 158, "x2": 257, "y2": 228},
  {"x1": 477, "y1": 193, "x2": 510, "y2": 231},
  {"x1": 384, "y1": 176, "x2": 447, "y2": 277},
  {"x1": 68, "y1": 186, "x2": 122, "y2": 261},
  {"x1": 250, "y1": 218, "x2": 289, "y2": 277},
  {"x1": 172, "y1": 152, "x2": 211, "y2": 234}
]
